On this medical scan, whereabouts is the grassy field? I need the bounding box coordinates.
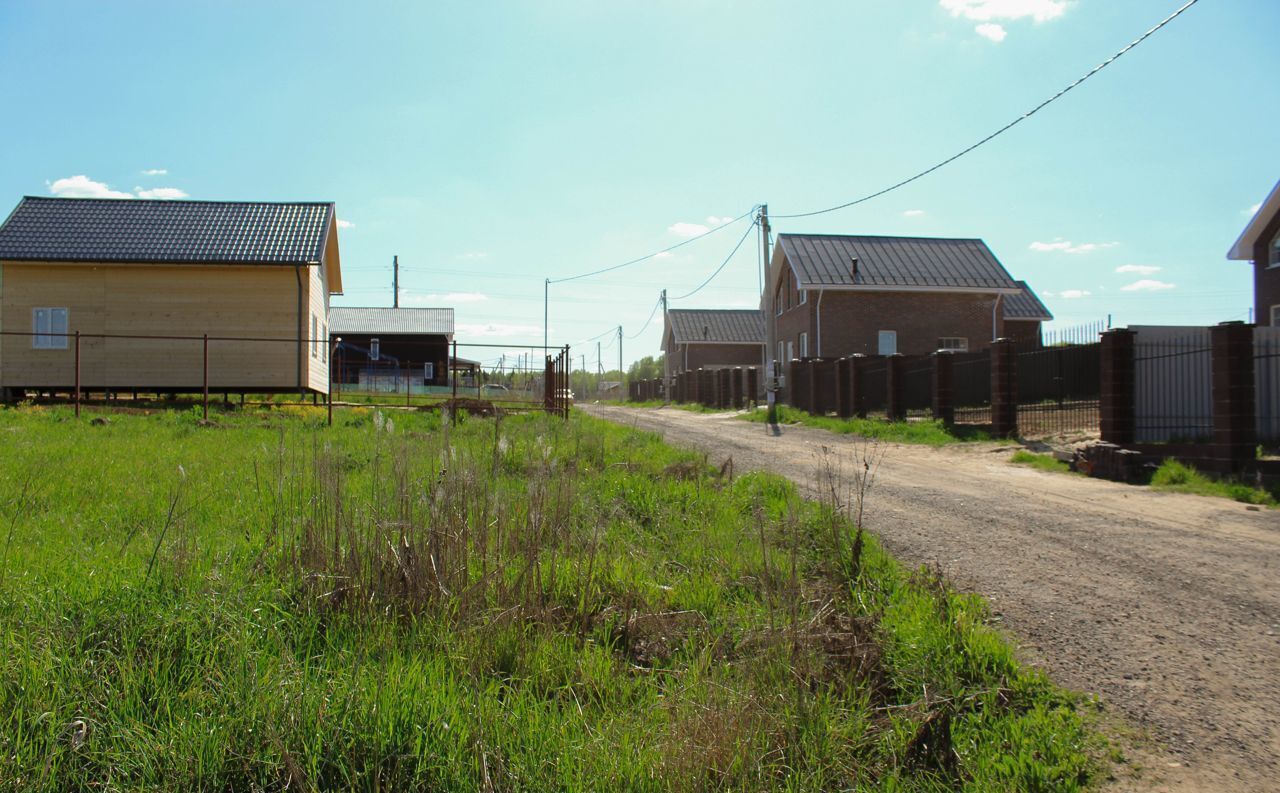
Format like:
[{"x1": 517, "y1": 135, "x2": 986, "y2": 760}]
[
  {"x1": 0, "y1": 403, "x2": 1100, "y2": 791},
  {"x1": 739, "y1": 405, "x2": 1002, "y2": 447}
]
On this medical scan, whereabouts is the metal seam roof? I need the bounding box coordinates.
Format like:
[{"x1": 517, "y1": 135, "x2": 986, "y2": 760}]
[
  {"x1": 0, "y1": 196, "x2": 334, "y2": 265},
  {"x1": 666, "y1": 309, "x2": 764, "y2": 345},
  {"x1": 778, "y1": 233, "x2": 1021, "y2": 291},
  {"x1": 329, "y1": 307, "x2": 455, "y2": 336}
]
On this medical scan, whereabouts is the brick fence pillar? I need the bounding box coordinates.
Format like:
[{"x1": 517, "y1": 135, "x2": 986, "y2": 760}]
[
  {"x1": 1099, "y1": 328, "x2": 1136, "y2": 444},
  {"x1": 1210, "y1": 321, "x2": 1257, "y2": 473},
  {"x1": 932, "y1": 350, "x2": 955, "y2": 427},
  {"x1": 990, "y1": 338, "x2": 1018, "y2": 438},
  {"x1": 836, "y1": 357, "x2": 853, "y2": 418},
  {"x1": 886, "y1": 354, "x2": 906, "y2": 421}
]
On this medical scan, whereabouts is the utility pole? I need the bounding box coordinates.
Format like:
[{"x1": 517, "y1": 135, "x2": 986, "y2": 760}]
[
  {"x1": 393, "y1": 255, "x2": 399, "y2": 308},
  {"x1": 617, "y1": 325, "x2": 623, "y2": 385},
  {"x1": 759, "y1": 204, "x2": 778, "y2": 422},
  {"x1": 543, "y1": 278, "x2": 549, "y2": 358},
  {"x1": 597, "y1": 341, "x2": 602, "y2": 396},
  {"x1": 660, "y1": 288, "x2": 669, "y2": 393}
]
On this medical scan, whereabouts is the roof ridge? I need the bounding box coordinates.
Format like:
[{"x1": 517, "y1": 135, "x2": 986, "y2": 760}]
[
  {"x1": 21, "y1": 196, "x2": 335, "y2": 207},
  {"x1": 779, "y1": 232, "x2": 984, "y2": 243}
]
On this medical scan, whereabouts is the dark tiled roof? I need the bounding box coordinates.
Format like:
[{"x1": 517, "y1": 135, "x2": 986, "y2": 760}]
[
  {"x1": 0, "y1": 196, "x2": 334, "y2": 264},
  {"x1": 667, "y1": 309, "x2": 763, "y2": 344},
  {"x1": 1004, "y1": 281, "x2": 1053, "y2": 321},
  {"x1": 330, "y1": 307, "x2": 454, "y2": 335},
  {"x1": 778, "y1": 233, "x2": 1020, "y2": 291}
]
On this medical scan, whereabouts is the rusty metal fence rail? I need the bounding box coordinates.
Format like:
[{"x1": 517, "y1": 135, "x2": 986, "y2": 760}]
[{"x1": 0, "y1": 330, "x2": 572, "y2": 423}]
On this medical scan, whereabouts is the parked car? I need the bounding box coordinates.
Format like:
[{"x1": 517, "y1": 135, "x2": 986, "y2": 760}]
[
  {"x1": 481, "y1": 383, "x2": 510, "y2": 393},
  {"x1": 556, "y1": 388, "x2": 575, "y2": 405}
]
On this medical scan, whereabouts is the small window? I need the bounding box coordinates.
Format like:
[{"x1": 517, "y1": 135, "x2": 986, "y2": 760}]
[
  {"x1": 777, "y1": 341, "x2": 785, "y2": 367},
  {"x1": 786, "y1": 341, "x2": 794, "y2": 362},
  {"x1": 877, "y1": 330, "x2": 897, "y2": 356},
  {"x1": 799, "y1": 332, "x2": 809, "y2": 358},
  {"x1": 1272, "y1": 305, "x2": 1280, "y2": 326},
  {"x1": 775, "y1": 289, "x2": 784, "y2": 316},
  {"x1": 370, "y1": 338, "x2": 380, "y2": 361},
  {"x1": 938, "y1": 337, "x2": 968, "y2": 352},
  {"x1": 1271, "y1": 235, "x2": 1280, "y2": 267},
  {"x1": 311, "y1": 314, "x2": 319, "y2": 358},
  {"x1": 424, "y1": 362, "x2": 435, "y2": 382},
  {"x1": 32, "y1": 307, "x2": 68, "y2": 349}
]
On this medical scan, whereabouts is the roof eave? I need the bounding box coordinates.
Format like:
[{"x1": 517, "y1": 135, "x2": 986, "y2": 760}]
[
  {"x1": 1228, "y1": 179, "x2": 1280, "y2": 260},
  {"x1": 797, "y1": 283, "x2": 1023, "y2": 295}
]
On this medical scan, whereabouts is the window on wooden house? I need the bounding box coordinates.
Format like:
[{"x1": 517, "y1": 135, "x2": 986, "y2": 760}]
[
  {"x1": 937, "y1": 337, "x2": 968, "y2": 352},
  {"x1": 32, "y1": 307, "x2": 68, "y2": 349},
  {"x1": 370, "y1": 338, "x2": 380, "y2": 361}
]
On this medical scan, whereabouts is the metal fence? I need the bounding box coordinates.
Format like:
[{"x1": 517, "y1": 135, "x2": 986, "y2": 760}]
[
  {"x1": 952, "y1": 352, "x2": 992, "y2": 425},
  {"x1": 0, "y1": 330, "x2": 573, "y2": 421},
  {"x1": 1133, "y1": 326, "x2": 1213, "y2": 443},
  {"x1": 1257, "y1": 327, "x2": 1280, "y2": 445},
  {"x1": 1016, "y1": 341, "x2": 1101, "y2": 437},
  {"x1": 901, "y1": 356, "x2": 933, "y2": 418}
]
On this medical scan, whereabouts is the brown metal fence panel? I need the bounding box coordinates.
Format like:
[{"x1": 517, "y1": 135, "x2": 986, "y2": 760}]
[
  {"x1": 901, "y1": 355, "x2": 933, "y2": 417},
  {"x1": 952, "y1": 351, "x2": 991, "y2": 425}
]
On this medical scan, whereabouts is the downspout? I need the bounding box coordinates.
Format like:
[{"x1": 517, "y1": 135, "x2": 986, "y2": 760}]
[
  {"x1": 991, "y1": 293, "x2": 1003, "y2": 343},
  {"x1": 295, "y1": 265, "x2": 306, "y2": 393},
  {"x1": 815, "y1": 288, "x2": 825, "y2": 358}
]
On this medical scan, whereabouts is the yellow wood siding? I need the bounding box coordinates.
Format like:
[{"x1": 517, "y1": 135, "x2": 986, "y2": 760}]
[
  {"x1": 306, "y1": 262, "x2": 329, "y2": 392},
  {"x1": 0, "y1": 262, "x2": 315, "y2": 391}
]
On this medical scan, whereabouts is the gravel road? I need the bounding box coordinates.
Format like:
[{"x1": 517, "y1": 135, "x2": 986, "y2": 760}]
[{"x1": 583, "y1": 404, "x2": 1280, "y2": 792}]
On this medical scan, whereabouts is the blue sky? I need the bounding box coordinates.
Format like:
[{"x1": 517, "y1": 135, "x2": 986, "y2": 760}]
[{"x1": 1, "y1": 1, "x2": 1276, "y2": 370}]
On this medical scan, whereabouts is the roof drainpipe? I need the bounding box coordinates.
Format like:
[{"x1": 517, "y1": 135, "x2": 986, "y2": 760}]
[
  {"x1": 815, "y1": 288, "x2": 825, "y2": 358},
  {"x1": 991, "y1": 293, "x2": 1002, "y2": 343},
  {"x1": 296, "y1": 265, "x2": 306, "y2": 393}
]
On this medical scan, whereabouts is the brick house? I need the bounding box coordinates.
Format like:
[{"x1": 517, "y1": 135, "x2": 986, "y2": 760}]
[
  {"x1": 1228, "y1": 179, "x2": 1280, "y2": 326},
  {"x1": 766, "y1": 234, "x2": 1034, "y2": 361},
  {"x1": 662, "y1": 308, "x2": 763, "y2": 383},
  {"x1": 1003, "y1": 280, "x2": 1054, "y2": 347}
]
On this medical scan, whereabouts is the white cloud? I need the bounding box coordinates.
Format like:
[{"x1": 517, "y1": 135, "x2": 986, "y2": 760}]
[
  {"x1": 48, "y1": 175, "x2": 132, "y2": 199},
  {"x1": 1115, "y1": 264, "x2": 1161, "y2": 275},
  {"x1": 1029, "y1": 239, "x2": 1119, "y2": 254},
  {"x1": 1058, "y1": 289, "x2": 1092, "y2": 299},
  {"x1": 457, "y1": 322, "x2": 542, "y2": 338},
  {"x1": 654, "y1": 251, "x2": 673, "y2": 259},
  {"x1": 140, "y1": 168, "x2": 168, "y2": 176},
  {"x1": 902, "y1": 209, "x2": 927, "y2": 217},
  {"x1": 1244, "y1": 202, "x2": 1261, "y2": 216},
  {"x1": 49, "y1": 174, "x2": 188, "y2": 200},
  {"x1": 669, "y1": 221, "x2": 711, "y2": 238},
  {"x1": 704, "y1": 216, "x2": 735, "y2": 226},
  {"x1": 134, "y1": 187, "x2": 188, "y2": 200},
  {"x1": 940, "y1": 0, "x2": 1069, "y2": 23},
  {"x1": 974, "y1": 23, "x2": 1007, "y2": 41},
  {"x1": 337, "y1": 219, "x2": 354, "y2": 229},
  {"x1": 1120, "y1": 279, "x2": 1176, "y2": 292}
]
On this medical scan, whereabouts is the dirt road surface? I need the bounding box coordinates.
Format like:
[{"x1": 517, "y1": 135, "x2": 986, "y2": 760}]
[{"x1": 583, "y1": 405, "x2": 1280, "y2": 792}]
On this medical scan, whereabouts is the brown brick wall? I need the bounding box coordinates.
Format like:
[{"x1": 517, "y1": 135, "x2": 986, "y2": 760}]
[
  {"x1": 1252, "y1": 211, "x2": 1280, "y2": 326},
  {"x1": 670, "y1": 342, "x2": 762, "y2": 373},
  {"x1": 774, "y1": 290, "x2": 1004, "y2": 359}
]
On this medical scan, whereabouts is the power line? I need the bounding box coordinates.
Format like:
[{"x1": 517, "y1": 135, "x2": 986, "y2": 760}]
[
  {"x1": 774, "y1": 0, "x2": 1202, "y2": 220},
  {"x1": 548, "y1": 206, "x2": 758, "y2": 284},
  {"x1": 625, "y1": 296, "x2": 663, "y2": 339},
  {"x1": 670, "y1": 220, "x2": 758, "y2": 301}
]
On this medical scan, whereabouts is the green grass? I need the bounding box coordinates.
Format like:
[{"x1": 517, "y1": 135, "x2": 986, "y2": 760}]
[
  {"x1": 1149, "y1": 459, "x2": 1278, "y2": 507},
  {"x1": 739, "y1": 404, "x2": 1002, "y2": 447},
  {"x1": 1010, "y1": 450, "x2": 1074, "y2": 474},
  {"x1": 0, "y1": 402, "x2": 1101, "y2": 790}
]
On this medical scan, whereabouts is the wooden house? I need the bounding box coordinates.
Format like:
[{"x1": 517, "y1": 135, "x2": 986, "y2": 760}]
[
  {"x1": 1228, "y1": 179, "x2": 1280, "y2": 326},
  {"x1": 329, "y1": 306, "x2": 454, "y2": 387},
  {"x1": 0, "y1": 196, "x2": 343, "y2": 398}
]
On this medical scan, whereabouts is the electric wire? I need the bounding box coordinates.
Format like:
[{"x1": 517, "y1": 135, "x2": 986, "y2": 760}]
[
  {"x1": 625, "y1": 296, "x2": 663, "y2": 339},
  {"x1": 774, "y1": 0, "x2": 1201, "y2": 220},
  {"x1": 669, "y1": 220, "x2": 758, "y2": 301},
  {"x1": 548, "y1": 206, "x2": 758, "y2": 284}
]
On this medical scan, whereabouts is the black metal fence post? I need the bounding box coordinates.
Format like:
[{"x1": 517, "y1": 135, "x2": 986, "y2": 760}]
[
  {"x1": 202, "y1": 333, "x2": 209, "y2": 421},
  {"x1": 74, "y1": 331, "x2": 81, "y2": 418}
]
